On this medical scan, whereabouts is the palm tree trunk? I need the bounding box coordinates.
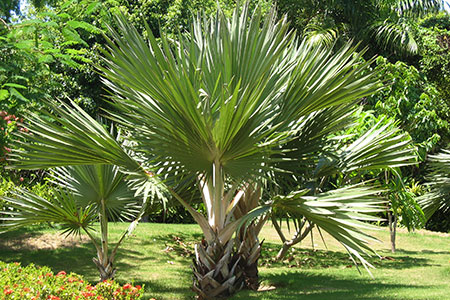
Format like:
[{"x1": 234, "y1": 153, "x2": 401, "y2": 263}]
[
  {"x1": 236, "y1": 223, "x2": 264, "y2": 290},
  {"x1": 92, "y1": 199, "x2": 116, "y2": 281},
  {"x1": 192, "y1": 237, "x2": 243, "y2": 300}
]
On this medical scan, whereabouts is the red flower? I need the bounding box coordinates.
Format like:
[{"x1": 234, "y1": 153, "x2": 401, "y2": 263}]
[
  {"x1": 135, "y1": 285, "x2": 142, "y2": 290},
  {"x1": 123, "y1": 283, "x2": 132, "y2": 290},
  {"x1": 45, "y1": 272, "x2": 53, "y2": 277},
  {"x1": 4, "y1": 289, "x2": 13, "y2": 295},
  {"x1": 56, "y1": 271, "x2": 66, "y2": 276}
]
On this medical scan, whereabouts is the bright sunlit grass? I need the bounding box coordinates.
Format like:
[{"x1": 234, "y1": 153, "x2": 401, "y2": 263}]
[{"x1": 0, "y1": 223, "x2": 449, "y2": 300}]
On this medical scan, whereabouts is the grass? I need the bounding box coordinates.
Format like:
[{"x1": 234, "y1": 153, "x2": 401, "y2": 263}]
[{"x1": 0, "y1": 223, "x2": 449, "y2": 300}]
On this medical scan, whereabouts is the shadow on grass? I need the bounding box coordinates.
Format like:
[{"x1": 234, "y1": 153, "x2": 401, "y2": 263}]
[
  {"x1": 232, "y1": 271, "x2": 435, "y2": 300},
  {"x1": 394, "y1": 248, "x2": 450, "y2": 255},
  {"x1": 259, "y1": 242, "x2": 436, "y2": 271}
]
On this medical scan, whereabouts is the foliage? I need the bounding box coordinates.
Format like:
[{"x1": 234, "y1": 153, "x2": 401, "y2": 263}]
[
  {"x1": 0, "y1": 3, "x2": 105, "y2": 116},
  {"x1": 420, "y1": 12, "x2": 450, "y2": 30},
  {"x1": 366, "y1": 56, "x2": 449, "y2": 159},
  {"x1": 274, "y1": 0, "x2": 444, "y2": 57},
  {"x1": 0, "y1": 0, "x2": 20, "y2": 20},
  {"x1": 385, "y1": 171, "x2": 426, "y2": 231},
  {"x1": 425, "y1": 209, "x2": 450, "y2": 232},
  {"x1": 417, "y1": 20, "x2": 450, "y2": 110},
  {"x1": 0, "y1": 261, "x2": 144, "y2": 300},
  {"x1": 7, "y1": 7, "x2": 419, "y2": 298}
]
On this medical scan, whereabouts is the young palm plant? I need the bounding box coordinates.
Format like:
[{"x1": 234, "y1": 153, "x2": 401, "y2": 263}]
[
  {"x1": 8, "y1": 5, "x2": 416, "y2": 298},
  {"x1": 0, "y1": 164, "x2": 160, "y2": 281}
]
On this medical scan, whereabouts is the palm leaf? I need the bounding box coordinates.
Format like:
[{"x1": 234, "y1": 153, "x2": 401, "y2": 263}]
[
  {"x1": 418, "y1": 150, "x2": 450, "y2": 219},
  {"x1": 272, "y1": 184, "x2": 386, "y2": 273},
  {"x1": 0, "y1": 189, "x2": 97, "y2": 236}
]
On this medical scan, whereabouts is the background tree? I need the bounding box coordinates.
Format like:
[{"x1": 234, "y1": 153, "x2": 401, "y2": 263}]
[{"x1": 275, "y1": 0, "x2": 444, "y2": 58}]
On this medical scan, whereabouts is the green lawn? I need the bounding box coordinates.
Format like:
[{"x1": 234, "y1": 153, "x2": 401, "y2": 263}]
[{"x1": 0, "y1": 223, "x2": 449, "y2": 300}]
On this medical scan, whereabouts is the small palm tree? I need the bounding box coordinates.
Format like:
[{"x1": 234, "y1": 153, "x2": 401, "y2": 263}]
[
  {"x1": 0, "y1": 164, "x2": 163, "y2": 281},
  {"x1": 8, "y1": 5, "x2": 416, "y2": 298}
]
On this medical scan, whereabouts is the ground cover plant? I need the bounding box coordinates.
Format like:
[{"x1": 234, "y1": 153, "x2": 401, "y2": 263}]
[
  {"x1": 0, "y1": 260, "x2": 144, "y2": 300},
  {"x1": 0, "y1": 223, "x2": 448, "y2": 300}
]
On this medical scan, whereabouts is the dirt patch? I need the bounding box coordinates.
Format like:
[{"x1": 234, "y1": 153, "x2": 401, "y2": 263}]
[{"x1": 0, "y1": 233, "x2": 90, "y2": 251}]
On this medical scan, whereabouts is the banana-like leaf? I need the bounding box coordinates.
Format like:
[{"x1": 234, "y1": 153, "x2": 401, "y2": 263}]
[{"x1": 272, "y1": 184, "x2": 386, "y2": 273}]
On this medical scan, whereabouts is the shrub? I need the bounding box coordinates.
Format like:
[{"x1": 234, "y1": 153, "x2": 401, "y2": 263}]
[{"x1": 0, "y1": 261, "x2": 144, "y2": 300}]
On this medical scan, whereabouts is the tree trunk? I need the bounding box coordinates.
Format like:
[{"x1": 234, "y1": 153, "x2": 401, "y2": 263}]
[
  {"x1": 274, "y1": 219, "x2": 313, "y2": 260},
  {"x1": 93, "y1": 257, "x2": 116, "y2": 281},
  {"x1": 235, "y1": 221, "x2": 264, "y2": 290},
  {"x1": 232, "y1": 184, "x2": 265, "y2": 291},
  {"x1": 388, "y1": 210, "x2": 397, "y2": 253},
  {"x1": 192, "y1": 238, "x2": 244, "y2": 300}
]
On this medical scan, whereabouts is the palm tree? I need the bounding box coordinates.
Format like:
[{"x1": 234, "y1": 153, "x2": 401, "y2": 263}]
[
  {"x1": 0, "y1": 164, "x2": 166, "y2": 281},
  {"x1": 8, "y1": 5, "x2": 416, "y2": 298}
]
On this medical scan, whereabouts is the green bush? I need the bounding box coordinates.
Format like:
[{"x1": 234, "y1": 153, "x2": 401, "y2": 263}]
[
  {"x1": 0, "y1": 261, "x2": 144, "y2": 300},
  {"x1": 366, "y1": 56, "x2": 449, "y2": 158}
]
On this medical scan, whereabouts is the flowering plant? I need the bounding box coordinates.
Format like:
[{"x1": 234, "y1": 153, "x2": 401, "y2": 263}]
[
  {"x1": 0, "y1": 111, "x2": 27, "y2": 164},
  {"x1": 0, "y1": 261, "x2": 144, "y2": 300}
]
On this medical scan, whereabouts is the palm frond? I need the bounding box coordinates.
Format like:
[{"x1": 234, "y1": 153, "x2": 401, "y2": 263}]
[
  {"x1": 10, "y1": 100, "x2": 142, "y2": 173},
  {"x1": 0, "y1": 189, "x2": 97, "y2": 236},
  {"x1": 370, "y1": 19, "x2": 418, "y2": 55},
  {"x1": 272, "y1": 184, "x2": 386, "y2": 273},
  {"x1": 418, "y1": 150, "x2": 450, "y2": 219},
  {"x1": 51, "y1": 164, "x2": 141, "y2": 221},
  {"x1": 315, "y1": 119, "x2": 417, "y2": 177}
]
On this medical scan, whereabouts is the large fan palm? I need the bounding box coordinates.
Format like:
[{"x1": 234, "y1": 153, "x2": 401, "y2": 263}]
[{"x1": 8, "y1": 5, "x2": 416, "y2": 298}]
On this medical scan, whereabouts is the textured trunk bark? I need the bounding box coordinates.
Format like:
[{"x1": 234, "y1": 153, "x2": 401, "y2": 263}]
[
  {"x1": 192, "y1": 238, "x2": 244, "y2": 300},
  {"x1": 93, "y1": 257, "x2": 116, "y2": 281},
  {"x1": 236, "y1": 223, "x2": 264, "y2": 290}
]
